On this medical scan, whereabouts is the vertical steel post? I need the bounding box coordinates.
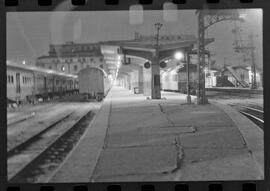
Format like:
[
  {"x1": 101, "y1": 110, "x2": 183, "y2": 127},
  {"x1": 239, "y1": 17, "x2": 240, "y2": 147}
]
[
  {"x1": 151, "y1": 23, "x2": 162, "y2": 99},
  {"x1": 151, "y1": 51, "x2": 161, "y2": 99},
  {"x1": 197, "y1": 11, "x2": 207, "y2": 104},
  {"x1": 186, "y1": 51, "x2": 191, "y2": 104}
]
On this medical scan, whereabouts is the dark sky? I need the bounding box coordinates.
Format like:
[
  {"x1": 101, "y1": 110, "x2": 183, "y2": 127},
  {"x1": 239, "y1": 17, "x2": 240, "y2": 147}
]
[{"x1": 7, "y1": 9, "x2": 262, "y2": 69}]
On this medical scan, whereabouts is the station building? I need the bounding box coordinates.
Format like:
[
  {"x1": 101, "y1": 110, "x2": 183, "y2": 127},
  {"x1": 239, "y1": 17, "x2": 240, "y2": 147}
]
[{"x1": 36, "y1": 42, "x2": 107, "y2": 75}]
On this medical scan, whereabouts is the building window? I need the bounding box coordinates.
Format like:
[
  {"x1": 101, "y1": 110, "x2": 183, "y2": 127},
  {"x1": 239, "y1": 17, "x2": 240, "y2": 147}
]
[
  {"x1": 100, "y1": 58, "x2": 103, "y2": 62},
  {"x1": 49, "y1": 66, "x2": 52, "y2": 69},
  {"x1": 90, "y1": 58, "x2": 94, "y2": 62},
  {"x1": 11, "y1": 76, "x2": 14, "y2": 84},
  {"x1": 61, "y1": 65, "x2": 65, "y2": 71},
  {"x1": 74, "y1": 65, "x2": 78, "y2": 72}
]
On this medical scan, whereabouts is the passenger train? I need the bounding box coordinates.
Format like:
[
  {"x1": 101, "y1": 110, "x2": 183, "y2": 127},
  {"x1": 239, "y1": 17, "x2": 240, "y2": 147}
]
[
  {"x1": 78, "y1": 66, "x2": 111, "y2": 101},
  {"x1": 161, "y1": 63, "x2": 198, "y2": 95},
  {"x1": 7, "y1": 61, "x2": 78, "y2": 105}
]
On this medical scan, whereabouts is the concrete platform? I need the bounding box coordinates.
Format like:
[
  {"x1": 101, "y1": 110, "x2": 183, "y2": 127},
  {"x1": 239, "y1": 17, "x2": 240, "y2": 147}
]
[{"x1": 49, "y1": 86, "x2": 264, "y2": 182}]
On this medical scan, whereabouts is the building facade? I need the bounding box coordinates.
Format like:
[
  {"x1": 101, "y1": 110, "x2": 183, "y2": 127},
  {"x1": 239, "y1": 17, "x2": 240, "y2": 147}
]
[{"x1": 36, "y1": 42, "x2": 107, "y2": 75}]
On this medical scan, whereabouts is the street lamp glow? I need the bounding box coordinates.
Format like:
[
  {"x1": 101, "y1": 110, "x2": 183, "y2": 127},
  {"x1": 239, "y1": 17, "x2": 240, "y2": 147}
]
[{"x1": 174, "y1": 51, "x2": 184, "y2": 60}]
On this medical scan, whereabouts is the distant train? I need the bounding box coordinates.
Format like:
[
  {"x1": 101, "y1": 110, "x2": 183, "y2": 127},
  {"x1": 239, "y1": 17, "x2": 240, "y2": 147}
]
[
  {"x1": 7, "y1": 61, "x2": 78, "y2": 105},
  {"x1": 78, "y1": 67, "x2": 111, "y2": 101},
  {"x1": 161, "y1": 64, "x2": 198, "y2": 95}
]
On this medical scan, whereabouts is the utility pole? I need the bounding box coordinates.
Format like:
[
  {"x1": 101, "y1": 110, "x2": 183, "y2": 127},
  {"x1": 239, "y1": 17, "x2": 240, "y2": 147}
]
[
  {"x1": 249, "y1": 34, "x2": 257, "y2": 89},
  {"x1": 223, "y1": 57, "x2": 227, "y2": 71},
  {"x1": 232, "y1": 23, "x2": 257, "y2": 89},
  {"x1": 196, "y1": 9, "x2": 243, "y2": 104}
]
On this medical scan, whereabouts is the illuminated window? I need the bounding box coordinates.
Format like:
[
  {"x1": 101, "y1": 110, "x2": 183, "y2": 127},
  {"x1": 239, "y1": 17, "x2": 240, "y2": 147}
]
[{"x1": 61, "y1": 65, "x2": 65, "y2": 71}]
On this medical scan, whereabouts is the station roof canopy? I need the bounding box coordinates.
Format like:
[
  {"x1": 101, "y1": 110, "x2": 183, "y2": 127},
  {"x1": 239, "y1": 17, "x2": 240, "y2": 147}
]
[{"x1": 100, "y1": 35, "x2": 214, "y2": 53}]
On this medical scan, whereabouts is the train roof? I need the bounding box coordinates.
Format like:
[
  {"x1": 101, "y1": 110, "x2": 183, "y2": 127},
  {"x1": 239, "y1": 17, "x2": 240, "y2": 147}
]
[
  {"x1": 7, "y1": 61, "x2": 78, "y2": 79},
  {"x1": 78, "y1": 66, "x2": 108, "y2": 77}
]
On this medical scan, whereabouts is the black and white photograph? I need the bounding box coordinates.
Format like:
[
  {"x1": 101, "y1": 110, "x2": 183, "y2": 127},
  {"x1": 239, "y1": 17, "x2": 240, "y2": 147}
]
[{"x1": 6, "y1": 8, "x2": 263, "y2": 183}]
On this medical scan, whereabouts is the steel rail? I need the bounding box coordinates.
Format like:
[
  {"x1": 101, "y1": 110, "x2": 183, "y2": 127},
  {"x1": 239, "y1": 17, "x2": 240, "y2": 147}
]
[
  {"x1": 239, "y1": 110, "x2": 264, "y2": 124},
  {"x1": 7, "y1": 111, "x2": 74, "y2": 158},
  {"x1": 237, "y1": 105, "x2": 263, "y2": 114},
  {"x1": 8, "y1": 110, "x2": 93, "y2": 183}
]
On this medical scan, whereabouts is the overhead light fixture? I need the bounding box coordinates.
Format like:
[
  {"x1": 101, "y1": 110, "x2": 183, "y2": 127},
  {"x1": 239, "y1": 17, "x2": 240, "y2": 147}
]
[{"x1": 174, "y1": 51, "x2": 184, "y2": 60}]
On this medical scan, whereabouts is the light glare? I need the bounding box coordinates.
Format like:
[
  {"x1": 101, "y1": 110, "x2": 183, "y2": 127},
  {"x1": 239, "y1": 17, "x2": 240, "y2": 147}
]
[{"x1": 174, "y1": 51, "x2": 184, "y2": 60}]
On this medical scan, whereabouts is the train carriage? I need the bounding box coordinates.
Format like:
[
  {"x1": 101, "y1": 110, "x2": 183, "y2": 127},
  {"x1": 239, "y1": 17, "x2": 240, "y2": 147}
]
[
  {"x1": 7, "y1": 65, "x2": 34, "y2": 103},
  {"x1": 7, "y1": 61, "x2": 78, "y2": 105},
  {"x1": 161, "y1": 63, "x2": 198, "y2": 95},
  {"x1": 78, "y1": 66, "x2": 111, "y2": 101}
]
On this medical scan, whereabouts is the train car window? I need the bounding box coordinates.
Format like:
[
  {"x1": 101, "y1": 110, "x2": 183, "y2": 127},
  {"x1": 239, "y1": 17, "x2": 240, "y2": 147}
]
[{"x1": 74, "y1": 65, "x2": 78, "y2": 72}]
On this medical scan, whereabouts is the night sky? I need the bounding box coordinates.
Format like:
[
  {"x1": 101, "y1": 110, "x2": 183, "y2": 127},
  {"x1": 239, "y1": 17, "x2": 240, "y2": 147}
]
[{"x1": 7, "y1": 9, "x2": 262, "y2": 70}]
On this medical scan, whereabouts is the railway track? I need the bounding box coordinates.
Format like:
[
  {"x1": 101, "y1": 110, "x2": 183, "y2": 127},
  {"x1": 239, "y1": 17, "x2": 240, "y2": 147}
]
[
  {"x1": 8, "y1": 110, "x2": 94, "y2": 183},
  {"x1": 229, "y1": 104, "x2": 264, "y2": 130}
]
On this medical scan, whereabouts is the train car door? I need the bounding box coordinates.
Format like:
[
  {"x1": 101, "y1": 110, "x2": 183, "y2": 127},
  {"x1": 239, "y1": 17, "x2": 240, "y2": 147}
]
[
  {"x1": 16, "y1": 73, "x2": 21, "y2": 94},
  {"x1": 44, "y1": 76, "x2": 47, "y2": 90},
  {"x1": 52, "y1": 76, "x2": 55, "y2": 92}
]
